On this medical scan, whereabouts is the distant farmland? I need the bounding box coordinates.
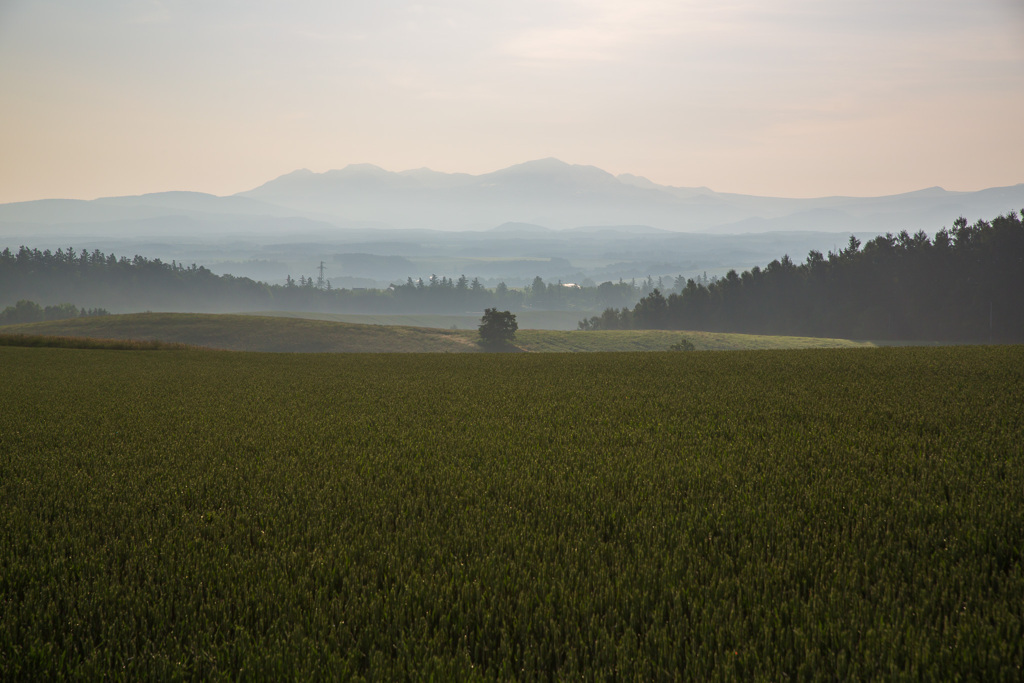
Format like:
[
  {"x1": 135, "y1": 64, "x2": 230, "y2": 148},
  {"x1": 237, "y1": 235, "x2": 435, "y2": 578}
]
[
  {"x1": 2, "y1": 345, "x2": 1021, "y2": 678},
  {"x1": 0, "y1": 312, "x2": 874, "y2": 353},
  {"x1": 251, "y1": 309, "x2": 588, "y2": 331}
]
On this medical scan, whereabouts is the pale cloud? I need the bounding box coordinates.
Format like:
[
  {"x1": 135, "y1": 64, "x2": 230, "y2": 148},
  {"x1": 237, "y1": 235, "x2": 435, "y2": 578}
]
[
  {"x1": 0, "y1": 0, "x2": 1021, "y2": 201},
  {"x1": 499, "y1": 0, "x2": 736, "y2": 64}
]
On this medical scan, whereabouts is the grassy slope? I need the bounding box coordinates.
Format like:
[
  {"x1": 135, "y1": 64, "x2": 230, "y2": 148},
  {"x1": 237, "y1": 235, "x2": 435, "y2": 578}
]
[
  {"x1": 515, "y1": 328, "x2": 873, "y2": 351},
  {"x1": 250, "y1": 309, "x2": 588, "y2": 331},
  {"x1": 0, "y1": 313, "x2": 480, "y2": 353},
  {"x1": 0, "y1": 333, "x2": 196, "y2": 351},
  {"x1": 1, "y1": 312, "x2": 875, "y2": 352}
]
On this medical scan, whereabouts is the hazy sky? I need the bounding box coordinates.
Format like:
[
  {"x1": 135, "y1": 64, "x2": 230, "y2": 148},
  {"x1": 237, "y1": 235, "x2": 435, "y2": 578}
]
[{"x1": 1, "y1": 0, "x2": 1022, "y2": 202}]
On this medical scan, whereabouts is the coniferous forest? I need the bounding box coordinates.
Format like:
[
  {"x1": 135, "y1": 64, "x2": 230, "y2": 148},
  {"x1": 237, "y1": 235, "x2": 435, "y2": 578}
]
[
  {"x1": 0, "y1": 248, "x2": 638, "y2": 317},
  {"x1": 581, "y1": 213, "x2": 1024, "y2": 343}
]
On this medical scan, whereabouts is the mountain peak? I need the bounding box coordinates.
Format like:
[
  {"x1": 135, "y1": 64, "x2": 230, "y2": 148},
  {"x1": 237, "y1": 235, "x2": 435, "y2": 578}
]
[
  {"x1": 520, "y1": 157, "x2": 570, "y2": 168},
  {"x1": 485, "y1": 158, "x2": 619, "y2": 186},
  {"x1": 330, "y1": 163, "x2": 391, "y2": 177},
  {"x1": 502, "y1": 158, "x2": 581, "y2": 172},
  {"x1": 398, "y1": 166, "x2": 436, "y2": 175}
]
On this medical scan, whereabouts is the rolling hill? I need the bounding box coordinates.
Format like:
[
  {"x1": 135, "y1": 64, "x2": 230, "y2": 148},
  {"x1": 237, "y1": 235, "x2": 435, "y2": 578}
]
[{"x1": 0, "y1": 313, "x2": 875, "y2": 353}]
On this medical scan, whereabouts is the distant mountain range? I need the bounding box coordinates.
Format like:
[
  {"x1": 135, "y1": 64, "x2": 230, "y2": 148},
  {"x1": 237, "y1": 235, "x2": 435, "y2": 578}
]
[
  {"x1": 2, "y1": 159, "x2": 1022, "y2": 289},
  {"x1": 238, "y1": 158, "x2": 1024, "y2": 233},
  {"x1": 2, "y1": 158, "x2": 1021, "y2": 236}
]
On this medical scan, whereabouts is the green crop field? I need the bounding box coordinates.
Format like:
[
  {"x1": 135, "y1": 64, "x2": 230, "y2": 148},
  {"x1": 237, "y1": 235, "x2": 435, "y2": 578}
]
[
  {"x1": 1, "y1": 345, "x2": 1022, "y2": 678},
  {"x1": 0, "y1": 312, "x2": 874, "y2": 353}
]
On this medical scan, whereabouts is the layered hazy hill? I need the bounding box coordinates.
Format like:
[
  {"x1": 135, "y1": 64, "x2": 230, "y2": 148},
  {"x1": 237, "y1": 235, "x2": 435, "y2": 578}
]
[
  {"x1": 2, "y1": 159, "x2": 1021, "y2": 288},
  {"x1": 3, "y1": 158, "x2": 1021, "y2": 236},
  {"x1": 0, "y1": 191, "x2": 338, "y2": 238}
]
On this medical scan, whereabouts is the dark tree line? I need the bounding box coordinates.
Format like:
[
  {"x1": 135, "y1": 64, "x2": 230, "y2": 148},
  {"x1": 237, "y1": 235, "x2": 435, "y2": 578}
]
[
  {"x1": 0, "y1": 247, "x2": 641, "y2": 315},
  {"x1": 581, "y1": 213, "x2": 1024, "y2": 343},
  {"x1": 382, "y1": 275, "x2": 636, "y2": 313},
  {"x1": 0, "y1": 248, "x2": 272, "y2": 314},
  {"x1": 0, "y1": 300, "x2": 109, "y2": 325}
]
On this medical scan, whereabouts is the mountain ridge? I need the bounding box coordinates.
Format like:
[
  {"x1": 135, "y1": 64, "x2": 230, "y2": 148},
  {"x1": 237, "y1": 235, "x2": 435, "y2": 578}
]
[
  {"x1": 235, "y1": 159, "x2": 1023, "y2": 233},
  {"x1": 2, "y1": 158, "x2": 1022, "y2": 235}
]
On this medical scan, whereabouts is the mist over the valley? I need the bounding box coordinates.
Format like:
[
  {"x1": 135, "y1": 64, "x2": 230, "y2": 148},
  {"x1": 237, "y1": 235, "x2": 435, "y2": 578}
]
[{"x1": 2, "y1": 158, "x2": 1022, "y2": 293}]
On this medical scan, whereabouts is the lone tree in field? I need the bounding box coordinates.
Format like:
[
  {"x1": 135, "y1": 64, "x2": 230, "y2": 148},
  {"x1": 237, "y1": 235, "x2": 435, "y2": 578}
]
[
  {"x1": 668, "y1": 337, "x2": 695, "y2": 351},
  {"x1": 478, "y1": 308, "x2": 518, "y2": 348}
]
